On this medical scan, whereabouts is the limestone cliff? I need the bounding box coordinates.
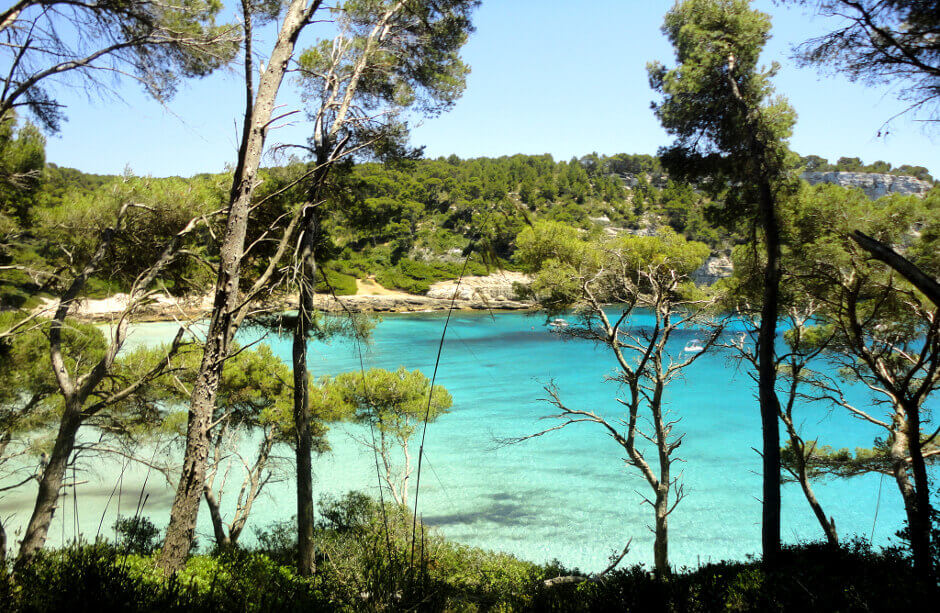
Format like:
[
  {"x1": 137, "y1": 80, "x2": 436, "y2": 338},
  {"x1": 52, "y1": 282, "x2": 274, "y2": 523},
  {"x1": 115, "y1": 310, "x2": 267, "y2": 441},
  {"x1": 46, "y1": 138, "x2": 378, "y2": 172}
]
[
  {"x1": 692, "y1": 255, "x2": 734, "y2": 286},
  {"x1": 801, "y1": 171, "x2": 933, "y2": 200},
  {"x1": 426, "y1": 271, "x2": 531, "y2": 302}
]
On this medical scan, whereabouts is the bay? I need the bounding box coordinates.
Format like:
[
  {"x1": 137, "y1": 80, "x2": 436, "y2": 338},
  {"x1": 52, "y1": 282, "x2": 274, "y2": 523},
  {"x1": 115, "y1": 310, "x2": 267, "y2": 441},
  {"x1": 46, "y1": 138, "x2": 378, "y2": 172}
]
[{"x1": 0, "y1": 310, "x2": 923, "y2": 571}]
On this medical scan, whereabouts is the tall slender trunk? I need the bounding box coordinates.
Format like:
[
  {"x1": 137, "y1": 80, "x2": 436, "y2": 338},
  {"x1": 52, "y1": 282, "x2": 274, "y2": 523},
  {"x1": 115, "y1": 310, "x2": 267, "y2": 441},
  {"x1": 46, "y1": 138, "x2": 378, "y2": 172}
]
[
  {"x1": 292, "y1": 201, "x2": 318, "y2": 576},
  {"x1": 903, "y1": 402, "x2": 933, "y2": 580},
  {"x1": 757, "y1": 179, "x2": 782, "y2": 568},
  {"x1": 889, "y1": 420, "x2": 921, "y2": 557},
  {"x1": 158, "y1": 0, "x2": 317, "y2": 574},
  {"x1": 18, "y1": 405, "x2": 82, "y2": 559}
]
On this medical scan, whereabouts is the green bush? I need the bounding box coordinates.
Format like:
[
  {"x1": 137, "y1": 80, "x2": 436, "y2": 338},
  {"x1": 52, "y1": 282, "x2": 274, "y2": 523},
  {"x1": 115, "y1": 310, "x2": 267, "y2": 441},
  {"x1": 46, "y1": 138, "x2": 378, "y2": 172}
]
[
  {"x1": 4, "y1": 542, "x2": 331, "y2": 613},
  {"x1": 374, "y1": 258, "x2": 491, "y2": 294},
  {"x1": 114, "y1": 516, "x2": 161, "y2": 556},
  {"x1": 316, "y1": 266, "x2": 357, "y2": 296}
]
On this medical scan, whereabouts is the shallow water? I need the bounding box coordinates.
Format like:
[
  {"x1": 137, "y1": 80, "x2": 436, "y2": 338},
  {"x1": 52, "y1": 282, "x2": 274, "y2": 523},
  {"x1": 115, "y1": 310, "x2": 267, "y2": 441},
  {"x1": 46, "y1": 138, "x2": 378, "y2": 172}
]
[{"x1": 1, "y1": 311, "x2": 927, "y2": 571}]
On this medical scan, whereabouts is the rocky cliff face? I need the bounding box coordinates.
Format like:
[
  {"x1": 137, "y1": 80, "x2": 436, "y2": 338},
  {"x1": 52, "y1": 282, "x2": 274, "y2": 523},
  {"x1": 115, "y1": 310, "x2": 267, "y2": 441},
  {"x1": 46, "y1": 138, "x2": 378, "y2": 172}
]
[
  {"x1": 426, "y1": 271, "x2": 531, "y2": 302},
  {"x1": 801, "y1": 172, "x2": 933, "y2": 200},
  {"x1": 692, "y1": 254, "x2": 734, "y2": 286}
]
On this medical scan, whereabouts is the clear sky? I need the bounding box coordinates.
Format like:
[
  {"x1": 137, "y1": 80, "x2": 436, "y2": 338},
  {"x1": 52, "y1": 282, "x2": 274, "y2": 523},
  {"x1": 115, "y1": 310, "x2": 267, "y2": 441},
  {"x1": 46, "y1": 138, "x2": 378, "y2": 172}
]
[{"x1": 40, "y1": 0, "x2": 939, "y2": 178}]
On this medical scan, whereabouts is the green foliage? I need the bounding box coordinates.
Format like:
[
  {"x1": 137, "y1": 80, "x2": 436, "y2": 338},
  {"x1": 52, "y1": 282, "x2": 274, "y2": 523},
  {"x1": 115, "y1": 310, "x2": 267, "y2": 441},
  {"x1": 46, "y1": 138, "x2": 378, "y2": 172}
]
[
  {"x1": 797, "y1": 154, "x2": 935, "y2": 182},
  {"x1": 2, "y1": 542, "x2": 330, "y2": 612},
  {"x1": 650, "y1": 0, "x2": 799, "y2": 227},
  {"x1": 35, "y1": 173, "x2": 225, "y2": 295},
  {"x1": 0, "y1": 315, "x2": 107, "y2": 444},
  {"x1": 0, "y1": 115, "x2": 45, "y2": 226},
  {"x1": 517, "y1": 221, "x2": 711, "y2": 312},
  {"x1": 2, "y1": 1, "x2": 238, "y2": 133},
  {"x1": 789, "y1": 0, "x2": 940, "y2": 127},
  {"x1": 2, "y1": 536, "x2": 932, "y2": 612},
  {"x1": 373, "y1": 257, "x2": 489, "y2": 293},
  {"x1": 114, "y1": 516, "x2": 162, "y2": 556},
  {"x1": 317, "y1": 266, "x2": 358, "y2": 296},
  {"x1": 531, "y1": 540, "x2": 930, "y2": 612}
]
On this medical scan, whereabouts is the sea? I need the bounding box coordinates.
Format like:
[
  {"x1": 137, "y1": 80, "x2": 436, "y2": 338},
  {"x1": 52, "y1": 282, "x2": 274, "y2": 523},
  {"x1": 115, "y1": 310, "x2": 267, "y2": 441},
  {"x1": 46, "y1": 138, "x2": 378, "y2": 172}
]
[{"x1": 0, "y1": 310, "x2": 926, "y2": 571}]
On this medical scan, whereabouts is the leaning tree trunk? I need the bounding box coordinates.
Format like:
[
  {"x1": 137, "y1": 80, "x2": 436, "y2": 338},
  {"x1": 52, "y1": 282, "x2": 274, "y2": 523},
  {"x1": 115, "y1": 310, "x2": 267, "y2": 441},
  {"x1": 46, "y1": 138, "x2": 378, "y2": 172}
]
[
  {"x1": 795, "y1": 462, "x2": 838, "y2": 547},
  {"x1": 781, "y1": 412, "x2": 838, "y2": 547},
  {"x1": 18, "y1": 405, "x2": 82, "y2": 560},
  {"x1": 757, "y1": 179, "x2": 782, "y2": 569},
  {"x1": 158, "y1": 0, "x2": 317, "y2": 574},
  {"x1": 203, "y1": 487, "x2": 233, "y2": 550}
]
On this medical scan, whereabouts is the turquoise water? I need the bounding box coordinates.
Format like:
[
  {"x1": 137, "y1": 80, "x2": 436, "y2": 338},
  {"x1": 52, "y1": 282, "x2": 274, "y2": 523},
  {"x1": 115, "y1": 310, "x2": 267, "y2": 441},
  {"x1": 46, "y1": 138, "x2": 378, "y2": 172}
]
[{"x1": 0, "y1": 311, "x2": 925, "y2": 571}]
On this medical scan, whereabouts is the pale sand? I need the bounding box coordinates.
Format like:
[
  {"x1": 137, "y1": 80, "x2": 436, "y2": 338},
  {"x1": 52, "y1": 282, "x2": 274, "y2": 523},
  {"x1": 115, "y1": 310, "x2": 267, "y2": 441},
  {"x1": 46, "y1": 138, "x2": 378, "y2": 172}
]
[{"x1": 354, "y1": 277, "x2": 413, "y2": 298}]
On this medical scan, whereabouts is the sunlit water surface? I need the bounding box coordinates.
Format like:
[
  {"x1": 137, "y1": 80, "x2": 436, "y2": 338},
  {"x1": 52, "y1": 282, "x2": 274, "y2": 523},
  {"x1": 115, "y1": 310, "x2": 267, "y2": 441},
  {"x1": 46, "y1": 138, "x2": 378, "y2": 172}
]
[{"x1": 2, "y1": 310, "x2": 929, "y2": 571}]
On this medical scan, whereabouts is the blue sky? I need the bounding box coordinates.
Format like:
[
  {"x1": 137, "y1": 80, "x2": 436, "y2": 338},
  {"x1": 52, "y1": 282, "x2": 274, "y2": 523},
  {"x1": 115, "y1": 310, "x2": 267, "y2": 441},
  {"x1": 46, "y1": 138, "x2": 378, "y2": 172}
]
[{"x1": 41, "y1": 0, "x2": 939, "y2": 178}]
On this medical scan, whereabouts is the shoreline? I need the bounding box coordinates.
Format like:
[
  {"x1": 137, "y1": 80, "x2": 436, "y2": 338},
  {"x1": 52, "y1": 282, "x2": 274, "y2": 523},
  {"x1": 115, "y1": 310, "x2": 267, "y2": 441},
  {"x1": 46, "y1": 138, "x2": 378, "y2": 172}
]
[
  {"x1": 28, "y1": 272, "x2": 535, "y2": 323},
  {"x1": 30, "y1": 291, "x2": 534, "y2": 324}
]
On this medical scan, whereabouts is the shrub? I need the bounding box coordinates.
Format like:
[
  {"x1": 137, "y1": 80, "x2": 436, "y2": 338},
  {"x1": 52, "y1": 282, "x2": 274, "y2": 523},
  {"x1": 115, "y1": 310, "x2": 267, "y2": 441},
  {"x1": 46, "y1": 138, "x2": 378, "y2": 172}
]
[{"x1": 114, "y1": 516, "x2": 161, "y2": 556}]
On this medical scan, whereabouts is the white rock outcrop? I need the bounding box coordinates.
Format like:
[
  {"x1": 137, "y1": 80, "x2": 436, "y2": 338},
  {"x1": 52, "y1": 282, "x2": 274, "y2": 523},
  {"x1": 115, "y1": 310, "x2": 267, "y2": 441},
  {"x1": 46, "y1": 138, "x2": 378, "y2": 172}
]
[
  {"x1": 801, "y1": 172, "x2": 932, "y2": 200},
  {"x1": 691, "y1": 254, "x2": 734, "y2": 286},
  {"x1": 426, "y1": 271, "x2": 531, "y2": 301}
]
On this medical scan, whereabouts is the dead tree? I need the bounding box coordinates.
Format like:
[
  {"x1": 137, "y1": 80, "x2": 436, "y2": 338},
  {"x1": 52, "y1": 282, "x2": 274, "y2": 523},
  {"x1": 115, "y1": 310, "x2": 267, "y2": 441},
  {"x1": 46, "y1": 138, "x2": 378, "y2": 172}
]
[
  {"x1": 511, "y1": 230, "x2": 720, "y2": 576},
  {"x1": 202, "y1": 416, "x2": 286, "y2": 549}
]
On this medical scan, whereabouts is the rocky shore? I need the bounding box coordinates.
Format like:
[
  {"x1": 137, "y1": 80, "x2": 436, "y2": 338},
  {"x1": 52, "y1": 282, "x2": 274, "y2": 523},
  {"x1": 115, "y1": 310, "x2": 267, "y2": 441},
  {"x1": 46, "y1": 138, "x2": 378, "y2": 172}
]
[
  {"x1": 32, "y1": 272, "x2": 535, "y2": 322},
  {"x1": 313, "y1": 293, "x2": 531, "y2": 313}
]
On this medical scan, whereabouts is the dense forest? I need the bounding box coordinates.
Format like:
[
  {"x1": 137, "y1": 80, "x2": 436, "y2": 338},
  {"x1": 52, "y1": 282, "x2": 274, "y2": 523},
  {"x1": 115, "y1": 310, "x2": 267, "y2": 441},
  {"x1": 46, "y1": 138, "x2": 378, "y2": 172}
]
[
  {"x1": 3, "y1": 149, "x2": 933, "y2": 304},
  {"x1": 1, "y1": 0, "x2": 939, "y2": 611}
]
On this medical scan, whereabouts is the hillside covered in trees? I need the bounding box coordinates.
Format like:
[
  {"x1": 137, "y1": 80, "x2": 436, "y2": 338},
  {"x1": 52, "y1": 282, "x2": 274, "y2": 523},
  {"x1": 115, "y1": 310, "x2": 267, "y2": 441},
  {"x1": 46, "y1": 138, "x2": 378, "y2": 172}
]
[{"x1": 3, "y1": 147, "x2": 934, "y2": 305}]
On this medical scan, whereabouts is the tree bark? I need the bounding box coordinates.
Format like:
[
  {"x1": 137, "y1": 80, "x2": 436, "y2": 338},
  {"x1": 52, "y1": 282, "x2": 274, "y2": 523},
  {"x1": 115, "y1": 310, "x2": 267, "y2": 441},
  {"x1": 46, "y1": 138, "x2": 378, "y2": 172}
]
[
  {"x1": 796, "y1": 464, "x2": 839, "y2": 547},
  {"x1": 292, "y1": 202, "x2": 318, "y2": 575},
  {"x1": 653, "y1": 486, "x2": 669, "y2": 575},
  {"x1": 850, "y1": 231, "x2": 940, "y2": 308},
  {"x1": 18, "y1": 405, "x2": 81, "y2": 559},
  {"x1": 757, "y1": 178, "x2": 782, "y2": 569},
  {"x1": 0, "y1": 516, "x2": 6, "y2": 565},
  {"x1": 903, "y1": 402, "x2": 934, "y2": 580},
  {"x1": 158, "y1": 0, "x2": 317, "y2": 574},
  {"x1": 203, "y1": 486, "x2": 232, "y2": 550}
]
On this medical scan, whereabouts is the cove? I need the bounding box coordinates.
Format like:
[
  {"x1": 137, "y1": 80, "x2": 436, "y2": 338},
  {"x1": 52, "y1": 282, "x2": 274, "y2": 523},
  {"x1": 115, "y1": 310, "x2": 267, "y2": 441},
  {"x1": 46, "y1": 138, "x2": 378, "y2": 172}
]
[{"x1": 0, "y1": 310, "x2": 924, "y2": 571}]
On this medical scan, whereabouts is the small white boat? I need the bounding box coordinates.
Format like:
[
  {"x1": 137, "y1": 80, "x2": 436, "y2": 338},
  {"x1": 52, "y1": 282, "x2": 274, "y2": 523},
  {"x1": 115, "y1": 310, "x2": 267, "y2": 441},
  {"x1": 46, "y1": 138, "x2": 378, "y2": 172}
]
[
  {"x1": 683, "y1": 339, "x2": 704, "y2": 352},
  {"x1": 549, "y1": 318, "x2": 569, "y2": 330}
]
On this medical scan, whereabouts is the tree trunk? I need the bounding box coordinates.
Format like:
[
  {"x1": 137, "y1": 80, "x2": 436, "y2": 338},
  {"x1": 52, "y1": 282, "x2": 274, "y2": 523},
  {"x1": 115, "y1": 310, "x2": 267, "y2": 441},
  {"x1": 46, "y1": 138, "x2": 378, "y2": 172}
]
[
  {"x1": 903, "y1": 403, "x2": 933, "y2": 580},
  {"x1": 781, "y1": 415, "x2": 838, "y2": 547},
  {"x1": 293, "y1": 202, "x2": 318, "y2": 576},
  {"x1": 158, "y1": 0, "x2": 316, "y2": 574},
  {"x1": 161, "y1": 363, "x2": 225, "y2": 569},
  {"x1": 797, "y1": 469, "x2": 838, "y2": 547},
  {"x1": 203, "y1": 487, "x2": 232, "y2": 550},
  {"x1": 18, "y1": 406, "x2": 82, "y2": 561},
  {"x1": 757, "y1": 179, "x2": 782, "y2": 569},
  {"x1": 1, "y1": 516, "x2": 7, "y2": 565},
  {"x1": 653, "y1": 486, "x2": 669, "y2": 576},
  {"x1": 889, "y1": 422, "x2": 921, "y2": 560}
]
